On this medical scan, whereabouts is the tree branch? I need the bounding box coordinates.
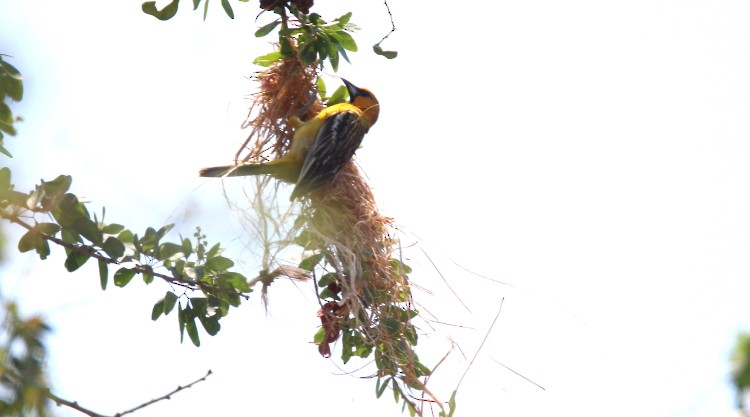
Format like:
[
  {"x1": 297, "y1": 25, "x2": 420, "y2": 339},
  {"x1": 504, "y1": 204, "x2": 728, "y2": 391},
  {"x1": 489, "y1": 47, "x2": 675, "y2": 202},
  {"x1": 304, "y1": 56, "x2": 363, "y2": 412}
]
[
  {"x1": 46, "y1": 370, "x2": 213, "y2": 417},
  {"x1": 2, "y1": 212, "x2": 249, "y2": 300}
]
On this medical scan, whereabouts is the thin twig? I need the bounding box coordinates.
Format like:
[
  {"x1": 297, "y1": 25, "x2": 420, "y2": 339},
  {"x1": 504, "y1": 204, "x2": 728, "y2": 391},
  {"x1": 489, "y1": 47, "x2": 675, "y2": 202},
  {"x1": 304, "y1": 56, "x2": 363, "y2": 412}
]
[
  {"x1": 378, "y1": 0, "x2": 397, "y2": 45},
  {"x1": 115, "y1": 369, "x2": 213, "y2": 417},
  {"x1": 491, "y1": 359, "x2": 545, "y2": 391},
  {"x1": 456, "y1": 297, "x2": 504, "y2": 390},
  {"x1": 46, "y1": 370, "x2": 213, "y2": 417},
  {"x1": 45, "y1": 393, "x2": 107, "y2": 417},
  {"x1": 420, "y1": 247, "x2": 471, "y2": 313},
  {"x1": 449, "y1": 258, "x2": 516, "y2": 287}
]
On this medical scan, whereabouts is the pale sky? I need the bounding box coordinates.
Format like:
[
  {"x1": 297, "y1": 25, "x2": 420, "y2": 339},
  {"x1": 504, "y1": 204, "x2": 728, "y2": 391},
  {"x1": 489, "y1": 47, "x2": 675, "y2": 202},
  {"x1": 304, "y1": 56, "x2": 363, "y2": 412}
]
[{"x1": 2, "y1": 1, "x2": 750, "y2": 416}]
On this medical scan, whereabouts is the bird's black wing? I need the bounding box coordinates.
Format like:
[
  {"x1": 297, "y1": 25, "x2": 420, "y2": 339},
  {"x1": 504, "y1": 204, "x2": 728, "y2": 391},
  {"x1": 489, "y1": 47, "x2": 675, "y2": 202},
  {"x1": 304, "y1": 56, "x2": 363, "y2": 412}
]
[{"x1": 291, "y1": 109, "x2": 369, "y2": 199}]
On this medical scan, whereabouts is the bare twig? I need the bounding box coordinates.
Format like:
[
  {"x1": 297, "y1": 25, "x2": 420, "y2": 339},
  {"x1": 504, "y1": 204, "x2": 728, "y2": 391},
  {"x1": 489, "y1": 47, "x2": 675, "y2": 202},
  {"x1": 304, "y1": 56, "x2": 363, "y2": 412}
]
[
  {"x1": 115, "y1": 369, "x2": 213, "y2": 417},
  {"x1": 47, "y1": 370, "x2": 213, "y2": 417},
  {"x1": 378, "y1": 0, "x2": 396, "y2": 45},
  {"x1": 46, "y1": 393, "x2": 108, "y2": 417},
  {"x1": 421, "y1": 247, "x2": 471, "y2": 313},
  {"x1": 491, "y1": 359, "x2": 545, "y2": 391},
  {"x1": 456, "y1": 297, "x2": 504, "y2": 390}
]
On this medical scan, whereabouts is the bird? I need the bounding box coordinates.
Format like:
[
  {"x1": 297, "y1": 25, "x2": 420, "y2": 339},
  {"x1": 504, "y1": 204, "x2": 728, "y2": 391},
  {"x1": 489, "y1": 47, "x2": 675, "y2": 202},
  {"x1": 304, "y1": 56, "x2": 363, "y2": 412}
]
[{"x1": 199, "y1": 79, "x2": 379, "y2": 201}]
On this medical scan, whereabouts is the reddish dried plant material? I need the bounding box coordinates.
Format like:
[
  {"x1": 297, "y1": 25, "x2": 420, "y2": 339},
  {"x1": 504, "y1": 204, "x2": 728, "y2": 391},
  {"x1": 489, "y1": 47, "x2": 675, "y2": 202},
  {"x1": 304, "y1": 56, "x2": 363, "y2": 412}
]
[{"x1": 316, "y1": 301, "x2": 347, "y2": 357}]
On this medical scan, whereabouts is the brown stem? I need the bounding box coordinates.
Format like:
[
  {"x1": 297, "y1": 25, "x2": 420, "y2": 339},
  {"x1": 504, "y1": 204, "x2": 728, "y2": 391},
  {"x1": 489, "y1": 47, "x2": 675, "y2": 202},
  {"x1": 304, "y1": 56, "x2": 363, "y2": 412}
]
[
  {"x1": 1, "y1": 211, "x2": 249, "y2": 300},
  {"x1": 46, "y1": 370, "x2": 213, "y2": 417}
]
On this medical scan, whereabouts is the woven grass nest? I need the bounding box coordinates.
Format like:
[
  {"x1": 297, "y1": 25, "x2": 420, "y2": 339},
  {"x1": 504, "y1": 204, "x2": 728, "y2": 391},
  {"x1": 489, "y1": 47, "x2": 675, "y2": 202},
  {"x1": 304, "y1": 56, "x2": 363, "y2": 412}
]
[{"x1": 231, "y1": 56, "x2": 427, "y2": 400}]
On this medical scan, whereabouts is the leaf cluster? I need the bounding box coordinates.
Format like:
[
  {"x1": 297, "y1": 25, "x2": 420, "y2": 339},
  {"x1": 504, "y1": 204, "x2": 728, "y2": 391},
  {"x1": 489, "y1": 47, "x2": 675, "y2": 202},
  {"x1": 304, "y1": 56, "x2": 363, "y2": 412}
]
[
  {"x1": 296, "y1": 228, "x2": 435, "y2": 416},
  {"x1": 253, "y1": 10, "x2": 357, "y2": 72},
  {"x1": 0, "y1": 301, "x2": 52, "y2": 417},
  {"x1": 0, "y1": 167, "x2": 253, "y2": 348},
  {"x1": 142, "y1": 0, "x2": 242, "y2": 21},
  {"x1": 0, "y1": 54, "x2": 22, "y2": 157},
  {"x1": 141, "y1": 0, "x2": 397, "y2": 70}
]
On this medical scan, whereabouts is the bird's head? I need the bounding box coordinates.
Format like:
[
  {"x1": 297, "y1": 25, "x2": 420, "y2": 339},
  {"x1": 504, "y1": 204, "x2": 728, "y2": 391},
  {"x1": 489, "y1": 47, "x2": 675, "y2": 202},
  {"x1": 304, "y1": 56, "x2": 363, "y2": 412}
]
[{"x1": 342, "y1": 78, "x2": 380, "y2": 126}]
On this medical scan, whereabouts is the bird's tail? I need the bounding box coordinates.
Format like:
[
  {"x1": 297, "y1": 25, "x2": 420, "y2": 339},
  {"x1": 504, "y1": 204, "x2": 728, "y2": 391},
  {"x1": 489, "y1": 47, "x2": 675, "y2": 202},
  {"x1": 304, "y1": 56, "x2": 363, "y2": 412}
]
[
  {"x1": 199, "y1": 163, "x2": 272, "y2": 177},
  {"x1": 199, "y1": 161, "x2": 299, "y2": 184}
]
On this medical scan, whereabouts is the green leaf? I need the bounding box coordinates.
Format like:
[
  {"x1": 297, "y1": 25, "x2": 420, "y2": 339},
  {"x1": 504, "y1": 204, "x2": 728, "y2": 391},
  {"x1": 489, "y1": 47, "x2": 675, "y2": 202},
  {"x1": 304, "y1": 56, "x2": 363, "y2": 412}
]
[
  {"x1": 327, "y1": 85, "x2": 347, "y2": 106},
  {"x1": 73, "y1": 216, "x2": 102, "y2": 245},
  {"x1": 164, "y1": 291, "x2": 178, "y2": 315},
  {"x1": 178, "y1": 302, "x2": 186, "y2": 342},
  {"x1": 190, "y1": 297, "x2": 207, "y2": 313},
  {"x1": 142, "y1": 268, "x2": 154, "y2": 284},
  {"x1": 98, "y1": 259, "x2": 108, "y2": 290},
  {"x1": 182, "y1": 265, "x2": 200, "y2": 280},
  {"x1": 51, "y1": 193, "x2": 90, "y2": 231},
  {"x1": 0, "y1": 102, "x2": 11, "y2": 125},
  {"x1": 18, "y1": 223, "x2": 58, "y2": 260},
  {"x1": 447, "y1": 390, "x2": 457, "y2": 417},
  {"x1": 0, "y1": 59, "x2": 23, "y2": 101},
  {"x1": 158, "y1": 242, "x2": 185, "y2": 261},
  {"x1": 332, "y1": 31, "x2": 358, "y2": 52},
  {"x1": 186, "y1": 317, "x2": 200, "y2": 346},
  {"x1": 102, "y1": 236, "x2": 125, "y2": 259},
  {"x1": 192, "y1": 0, "x2": 201, "y2": 9},
  {"x1": 317, "y1": 272, "x2": 337, "y2": 287},
  {"x1": 37, "y1": 222, "x2": 61, "y2": 236},
  {"x1": 414, "y1": 360, "x2": 431, "y2": 377},
  {"x1": 64, "y1": 250, "x2": 90, "y2": 272},
  {"x1": 26, "y1": 188, "x2": 42, "y2": 210},
  {"x1": 40, "y1": 175, "x2": 72, "y2": 197},
  {"x1": 376, "y1": 376, "x2": 391, "y2": 398},
  {"x1": 299, "y1": 253, "x2": 323, "y2": 271},
  {"x1": 336, "y1": 12, "x2": 352, "y2": 25},
  {"x1": 218, "y1": 271, "x2": 250, "y2": 292},
  {"x1": 203, "y1": 0, "x2": 209, "y2": 20},
  {"x1": 319, "y1": 287, "x2": 340, "y2": 301},
  {"x1": 328, "y1": 48, "x2": 340, "y2": 72},
  {"x1": 142, "y1": 0, "x2": 179, "y2": 20},
  {"x1": 0, "y1": 167, "x2": 10, "y2": 190},
  {"x1": 205, "y1": 255, "x2": 233, "y2": 272},
  {"x1": 316, "y1": 77, "x2": 327, "y2": 99},
  {"x1": 382, "y1": 317, "x2": 401, "y2": 336},
  {"x1": 226, "y1": 292, "x2": 241, "y2": 307},
  {"x1": 0, "y1": 141, "x2": 11, "y2": 158},
  {"x1": 220, "y1": 0, "x2": 233, "y2": 18},
  {"x1": 336, "y1": 45, "x2": 351, "y2": 66},
  {"x1": 205, "y1": 242, "x2": 221, "y2": 258},
  {"x1": 118, "y1": 229, "x2": 134, "y2": 244},
  {"x1": 373, "y1": 44, "x2": 398, "y2": 59},
  {"x1": 390, "y1": 258, "x2": 412, "y2": 274},
  {"x1": 138, "y1": 227, "x2": 160, "y2": 252},
  {"x1": 316, "y1": 36, "x2": 329, "y2": 61},
  {"x1": 181, "y1": 237, "x2": 193, "y2": 257},
  {"x1": 114, "y1": 267, "x2": 136, "y2": 287},
  {"x1": 255, "y1": 20, "x2": 280, "y2": 37},
  {"x1": 198, "y1": 314, "x2": 220, "y2": 336},
  {"x1": 279, "y1": 36, "x2": 294, "y2": 58},
  {"x1": 299, "y1": 42, "x2": 317, "y2": 66},
  {"x1": 101, "y1": 223, "x2": 124, "y2": 235},
  {"x1": 152, "y1": 298, "x2": 165, "y2": 320},
  {"x1": 313, "y1": 327, "x2": 326, "y2": 344}
]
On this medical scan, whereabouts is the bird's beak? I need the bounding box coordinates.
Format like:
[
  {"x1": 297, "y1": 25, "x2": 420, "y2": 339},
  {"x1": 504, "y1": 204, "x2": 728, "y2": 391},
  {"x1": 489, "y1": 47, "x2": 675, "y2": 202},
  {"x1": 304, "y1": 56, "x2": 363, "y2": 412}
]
[{"x1": 342, "y1": 78, "x2": 362, "y2": 100}]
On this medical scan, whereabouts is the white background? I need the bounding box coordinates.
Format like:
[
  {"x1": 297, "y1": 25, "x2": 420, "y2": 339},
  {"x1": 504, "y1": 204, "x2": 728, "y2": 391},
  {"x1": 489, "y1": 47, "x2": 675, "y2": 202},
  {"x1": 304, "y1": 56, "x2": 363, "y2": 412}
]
[{"x1": 1, "y1": 1, "x2": 750, "y2": 416}]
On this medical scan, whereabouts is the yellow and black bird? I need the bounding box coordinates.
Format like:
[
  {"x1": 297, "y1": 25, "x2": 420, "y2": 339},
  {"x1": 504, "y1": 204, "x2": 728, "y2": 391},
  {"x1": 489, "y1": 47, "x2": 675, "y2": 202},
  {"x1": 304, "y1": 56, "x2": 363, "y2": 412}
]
[{"x1": 199, "y1": 79, "x2": 379, "y2": 200}]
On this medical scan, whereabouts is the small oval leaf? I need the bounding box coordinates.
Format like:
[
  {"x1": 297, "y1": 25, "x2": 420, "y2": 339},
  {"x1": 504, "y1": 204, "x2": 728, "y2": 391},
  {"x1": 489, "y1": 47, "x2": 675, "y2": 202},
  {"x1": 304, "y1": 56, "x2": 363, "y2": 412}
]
[
  {"x1": 114, "y1": 267, "x2": 136, "y2": 287},
  {"x1": 142, "y1": 0, "x2": 179, "y2": 20}
]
